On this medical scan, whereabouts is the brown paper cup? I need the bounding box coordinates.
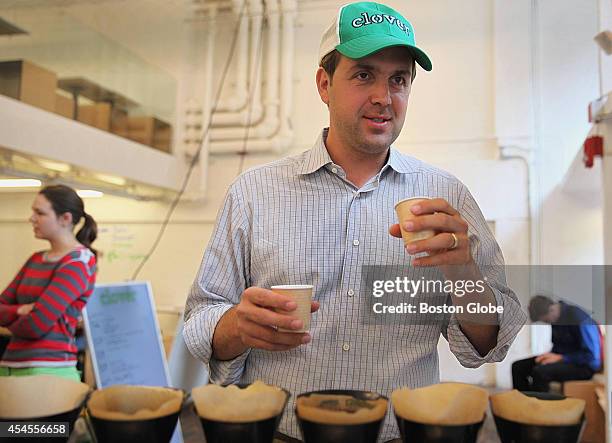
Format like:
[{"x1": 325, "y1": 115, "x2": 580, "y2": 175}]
[
  {"x1": 271, "y1": 285, "x2": 313, "y2": 333},
  {"x1": 394, "y1": 197, "x2": 435, "y2": 245}
]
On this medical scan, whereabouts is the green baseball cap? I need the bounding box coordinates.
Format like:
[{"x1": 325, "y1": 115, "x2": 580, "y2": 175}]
[{"x1": 319, "y1": 1, "x2": 432, "y2": 71}]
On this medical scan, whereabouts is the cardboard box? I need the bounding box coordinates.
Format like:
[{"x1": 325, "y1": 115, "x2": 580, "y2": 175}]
[
  {"x1": 110, "y1": 108, "x2": 128, "y2": 133},
  {"x1": 54, "y1": 93, "x2": 74, "y2": 119},
  {"x1": 125, "y1": 116, "x2": 172, "y2": 153},
  {"x1": 564, "y1": 380, "x2": 605, "y2": 443},
  {"x1": 0, "y1": 60, "x2": 58, "y2": 112},
  {"x1": 77, "y1": 102, "x2": 111, "y2": 131}
]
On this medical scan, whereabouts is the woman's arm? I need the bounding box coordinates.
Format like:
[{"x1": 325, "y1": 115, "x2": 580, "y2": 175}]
[
  {"x1": 0, "y1": 263, "x2": 28, "y2": 326},
  {"x1": 8, "y1": 258, "x2": 94, "y2": 339}
]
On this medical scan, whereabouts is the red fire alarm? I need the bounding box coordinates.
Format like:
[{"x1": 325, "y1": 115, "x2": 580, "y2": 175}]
[{"x1": 583, "y1": 136, "x2": 604, "y2": 168}]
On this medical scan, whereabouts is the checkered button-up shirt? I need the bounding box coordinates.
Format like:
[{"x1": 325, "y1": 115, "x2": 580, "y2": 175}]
[{"x1": 184, "y1": 129, "x2": 526, "y2": 441}]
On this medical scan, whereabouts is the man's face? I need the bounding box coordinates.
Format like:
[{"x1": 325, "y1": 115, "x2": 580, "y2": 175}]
[
  {"x1": 316, "y1": 46, "x2": 414, "y2": 156},
  {"x1": 539, "y1": 304, "x2": 561, "y2": 324}
]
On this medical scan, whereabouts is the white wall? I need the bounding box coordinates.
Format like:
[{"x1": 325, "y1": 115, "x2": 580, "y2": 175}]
[{"x1": 536, "y1": 0, "x2": 603, "y2": 267}]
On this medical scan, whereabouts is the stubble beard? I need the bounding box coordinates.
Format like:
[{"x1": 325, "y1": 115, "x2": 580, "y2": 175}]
[{"x1": 337, "y1": 117, "x2": 400, "y2": 157}]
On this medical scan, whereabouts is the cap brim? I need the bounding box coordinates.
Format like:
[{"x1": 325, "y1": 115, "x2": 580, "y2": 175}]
[{"x1": 336, "y1": 35, "x2": 432, "y2": 72}]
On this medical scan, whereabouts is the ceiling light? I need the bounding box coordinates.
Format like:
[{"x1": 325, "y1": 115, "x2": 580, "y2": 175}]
[
  {"x1": 0, "y1": 178, "x2": 41, "y2": 188},
  {"x1": 77, "y1": 189, "x2": 104, "y2": 198},
  {"x1": 37, "y1": 159, "x2": 71, "y2": 173},
  {"x1": 94, "y1": 173, "x2": 126, "y2": 186}
]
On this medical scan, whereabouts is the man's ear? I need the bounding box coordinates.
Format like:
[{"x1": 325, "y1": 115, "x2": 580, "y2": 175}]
[{"x1": 316, "y1": 67, "x2": 330, "y2": 106}]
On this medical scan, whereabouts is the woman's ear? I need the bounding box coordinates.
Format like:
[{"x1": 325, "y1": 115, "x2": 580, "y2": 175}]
[{"x1": 59, "y1": 211, "x2": 74, "y2": 227}]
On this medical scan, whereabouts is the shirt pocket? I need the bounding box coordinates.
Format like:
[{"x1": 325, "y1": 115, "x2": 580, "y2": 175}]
[{"x1": 251, "y1": 225, "x2": 327, "y2": 289}]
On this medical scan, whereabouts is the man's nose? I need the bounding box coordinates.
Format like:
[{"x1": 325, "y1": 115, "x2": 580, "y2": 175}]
[{"x1": 370, "y1": 81, "x2": 392, "y2": 106}]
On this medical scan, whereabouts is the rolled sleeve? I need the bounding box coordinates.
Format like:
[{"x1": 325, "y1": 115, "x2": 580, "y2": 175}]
[
  {"x1": 183, "y1": 302, "x2": 251, "y2": 384},
  {"x1": 445, "y1": 284, "x2": 527, "y2": 368},
  {"x1": 183, "y1": 180, "x2": 252, "y2": 385},
  {"x1": 444, "y1": 185, "x2": 527, "y2": 367}
]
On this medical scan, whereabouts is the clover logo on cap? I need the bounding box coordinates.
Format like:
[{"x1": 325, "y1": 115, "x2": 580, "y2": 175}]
[{"x1": 319, "y1": 1, "x2": 432, "y2": 71}]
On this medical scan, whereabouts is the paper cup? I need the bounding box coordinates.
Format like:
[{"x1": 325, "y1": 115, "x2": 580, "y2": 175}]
[
  {"x1": 394, "y1": 197, "x2": 435, "y2": 245},
  {"x1": 271, "y1": 285, "x2": 313, "y2": 333}
]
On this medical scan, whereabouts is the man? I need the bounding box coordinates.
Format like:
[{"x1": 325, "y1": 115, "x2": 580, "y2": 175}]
[
  {"x1": 184, "y1": 2, "x2": 526, "y2": 441},
  {"x1": 512, "y1": 295, "x2": 601, "y2": 392}
]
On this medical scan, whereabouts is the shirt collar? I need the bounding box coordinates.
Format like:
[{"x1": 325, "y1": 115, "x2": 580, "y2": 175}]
[
  {"x1": 297, "y1": 129, "x2": 334, "y2": 175},
  {"x1": 297, "y1": 128, "x2": 418, "y2": 176}
]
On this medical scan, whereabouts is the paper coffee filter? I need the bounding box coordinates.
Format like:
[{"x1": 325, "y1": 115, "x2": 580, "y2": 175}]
[
  {"x1": 0, "y1": 375, "x2": 90, "y2": 419},
  {"x1": 296, "y1": 393, "x2": 388, "y2": 425},
  {"x1": 391, "y1": 383, "x2": 488, "y2": 425},
  {"x1": 490, "y1": 390, "x2": 585, "y2": 426},
  {"x1": 192, "y1": 381, "x2": 287, "y2": 423},
  {"x1": 88, "y1": 385, "x2": 183, "y2": 421}
]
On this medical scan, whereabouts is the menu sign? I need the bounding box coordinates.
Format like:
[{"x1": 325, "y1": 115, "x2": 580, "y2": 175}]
[{"x1": 83, "y1": 281, "x2": 183, "y2": 443}]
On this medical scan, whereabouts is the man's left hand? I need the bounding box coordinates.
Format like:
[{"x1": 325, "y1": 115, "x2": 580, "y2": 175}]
[
  {"x1": 535, "y1": 352, "x2": 563, "y2": 365},
  {"x1": 389, "y1": 198, "x2": 471, "y2": 267}
]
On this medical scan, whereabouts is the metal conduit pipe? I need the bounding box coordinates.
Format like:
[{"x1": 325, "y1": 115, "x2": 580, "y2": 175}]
[
  {"x1": 211, "y1": 0, "x2": 265, "y2": 123},
  {"x1": 209, "y1": 0, "x2": 296, "y2": 152},
  {"x1": 210, "y1": 0, "x2": 281, "y2": 135}
]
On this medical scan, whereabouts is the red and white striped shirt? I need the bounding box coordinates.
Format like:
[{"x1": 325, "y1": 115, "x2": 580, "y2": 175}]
[{"x1": 0, "y1": 247, "x2": 96, "y2": 367}]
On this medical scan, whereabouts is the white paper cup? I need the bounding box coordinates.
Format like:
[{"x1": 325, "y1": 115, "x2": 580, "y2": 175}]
[
  {"x1": 271, "y1": 285, "x2": 313, "y2": 333},
  {"x1": 394, "y1": 197, "x2": 435, "y2": 245}
]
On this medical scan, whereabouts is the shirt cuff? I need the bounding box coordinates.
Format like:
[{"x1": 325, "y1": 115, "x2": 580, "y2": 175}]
[
  {"x1": 183, "y1": 303, "x2": 251, "y2": 385},
  {"x1": 0, "y1": 304, "x2": 19, "y2": 326},
  {"x1": 446, "y1": 286, "x2": 527, "y2": 368}
]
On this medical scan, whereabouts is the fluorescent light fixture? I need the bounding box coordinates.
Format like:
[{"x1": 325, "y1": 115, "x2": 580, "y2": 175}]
[
  {"x1": 77, "y1": 189, "x2": 104, "y2": 198},
  {"x1": 0, "y1": 179, "x2": 42, "y2": 188},
  {"x1": 95, "y1": 172, "x2": 126, "y2": 186},
  {"x1": 37, "y1": 159, "x2": 71, "y2": 173}
]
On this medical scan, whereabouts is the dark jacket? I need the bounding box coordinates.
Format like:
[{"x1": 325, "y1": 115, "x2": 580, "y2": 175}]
[{"x1": 552, "y1": 301, "x2": 601, "y2": 371}]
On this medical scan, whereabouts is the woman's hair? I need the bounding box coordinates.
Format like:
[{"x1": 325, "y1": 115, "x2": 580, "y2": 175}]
[{"x1": 39, "y1": 185, "x2": 98, "y2": 256}]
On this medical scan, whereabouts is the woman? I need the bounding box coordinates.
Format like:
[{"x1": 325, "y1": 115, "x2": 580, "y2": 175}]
[{"x1": 0, "y1": 184, "x2": 97, "y2": 381}]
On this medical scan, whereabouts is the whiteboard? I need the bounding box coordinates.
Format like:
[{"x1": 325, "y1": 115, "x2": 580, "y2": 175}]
[{"x1": 83, "y1": 281, "x2": 183, "y2": 443}]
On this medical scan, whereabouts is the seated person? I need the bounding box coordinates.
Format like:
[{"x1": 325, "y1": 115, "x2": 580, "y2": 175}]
[{"x1": 512, "y1": 295, "x2": 602, "y2": 392}]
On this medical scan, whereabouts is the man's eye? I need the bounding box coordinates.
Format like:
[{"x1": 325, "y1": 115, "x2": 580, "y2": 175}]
[
  {"x1": 356, "y1": 72, "x2": 370, "y2": 80},
  {"x1": 392, "y1": 76, "x2": 407, "y2": 86}
]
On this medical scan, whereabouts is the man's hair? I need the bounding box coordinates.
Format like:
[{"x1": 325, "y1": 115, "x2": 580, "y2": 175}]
[
  {"x1": 320, "y1": 50, "x2": 342, "y2": 83},
  {"x1": 528, "y1": 295, "x2": 554, "y2": 322},
  {"x1": 319, "y1": 49, "x2": 417, "y2": 84}
]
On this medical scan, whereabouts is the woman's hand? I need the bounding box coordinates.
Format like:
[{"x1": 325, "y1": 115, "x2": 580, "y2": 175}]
[{"x1": 17, "y1": 303, "x2": 34, "y2": 316}]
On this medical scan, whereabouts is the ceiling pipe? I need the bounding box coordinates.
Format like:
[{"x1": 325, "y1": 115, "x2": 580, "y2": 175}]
[
  {"x1": 181, "y1": 4, "x2": 217, "y2": 200},
  {"x1": 210, "y1": 0, "x2": 280, "y2": 135},
  {"x1": 209, "y1": 0, "x2": 296, "y2": 153},
  {"x1": 214, "y1": 0, "x2": 250, "y2": 112},
  {"x1": 211, "y1": 0, "x2": 264, "y2": 124}
]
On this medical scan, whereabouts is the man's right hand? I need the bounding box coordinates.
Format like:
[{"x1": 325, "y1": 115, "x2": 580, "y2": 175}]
[{"x1": 212, "y1": 287, "x2": 320, "y2": 360}]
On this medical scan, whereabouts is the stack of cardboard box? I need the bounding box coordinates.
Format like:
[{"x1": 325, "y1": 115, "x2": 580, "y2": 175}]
[
  {"x1": 0, "y1": 60, "x2": 57, "y2": 112},
  {"x1": 76, "y1": 103, "x2": 128, "y2": 133},
  {"x1": 115, "y1": 116, "x2": 172, "y2": 153},
  {"x1": 54, "y1": 92, "x2": 74, "y2": 118},
  {"x1": 0, "y1": 59, "x2": 173, "y2": 154}
]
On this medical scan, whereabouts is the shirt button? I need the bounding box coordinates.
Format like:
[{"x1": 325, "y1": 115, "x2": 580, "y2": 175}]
[
  {"x1": 331, "y1": 167, "x2": 338, "y2": 173},
  {"x1": 342, "y1": 343, "x2": 350, "y2": 351},
  {"x1": 353, "y1": 239, "x2": 360, "y2": 246},
  {"x1": 348, "y1": 289, "x2": 354, "y2": 297}
]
